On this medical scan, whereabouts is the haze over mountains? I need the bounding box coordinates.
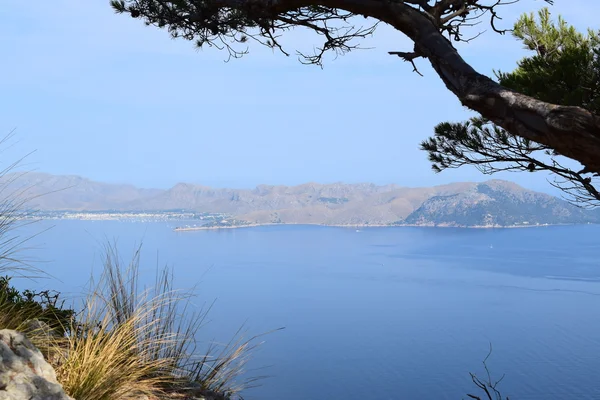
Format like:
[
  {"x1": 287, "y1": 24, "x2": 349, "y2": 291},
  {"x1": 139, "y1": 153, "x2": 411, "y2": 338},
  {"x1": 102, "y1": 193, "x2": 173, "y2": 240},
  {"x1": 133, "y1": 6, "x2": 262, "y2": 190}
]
[{"x1": 7, "y1": 172, "x2": 600, "y2": 227}]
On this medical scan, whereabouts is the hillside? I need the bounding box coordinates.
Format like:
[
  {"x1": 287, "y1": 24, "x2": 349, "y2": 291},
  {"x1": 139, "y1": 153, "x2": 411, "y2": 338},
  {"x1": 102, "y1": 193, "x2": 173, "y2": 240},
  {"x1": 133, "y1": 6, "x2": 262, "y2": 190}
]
[
  {"x1": 403, "y1": 180, "x2": 599, "y2": 227},
  {"x1": 5, "y1": 172, "x2": 599, "y2": 227},
  {"x1": 2, "y1": 172, "x2": 162, "y2": 210}
]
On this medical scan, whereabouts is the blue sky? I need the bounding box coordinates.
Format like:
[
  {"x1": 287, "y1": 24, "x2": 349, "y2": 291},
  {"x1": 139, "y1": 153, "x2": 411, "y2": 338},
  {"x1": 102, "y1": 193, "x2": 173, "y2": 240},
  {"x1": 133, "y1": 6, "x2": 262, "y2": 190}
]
[{"x1": 0, "y1": 0, "x2": 593, "y2": 191}]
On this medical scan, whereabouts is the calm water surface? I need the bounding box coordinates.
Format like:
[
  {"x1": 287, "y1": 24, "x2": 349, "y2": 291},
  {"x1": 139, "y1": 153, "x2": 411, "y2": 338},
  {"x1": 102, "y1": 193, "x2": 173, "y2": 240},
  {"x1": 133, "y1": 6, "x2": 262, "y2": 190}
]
[{"x1": 14, "y1": 221, "x2": 600, "y2": 400}]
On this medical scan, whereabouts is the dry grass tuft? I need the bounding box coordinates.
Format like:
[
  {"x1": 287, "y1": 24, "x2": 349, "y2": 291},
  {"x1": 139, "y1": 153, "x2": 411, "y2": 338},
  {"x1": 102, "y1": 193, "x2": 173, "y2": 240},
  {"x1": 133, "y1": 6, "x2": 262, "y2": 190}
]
[
  {"x1": 55, "y1": 299, "x2": 175, "y2": 400},
  {"x1": 48, "y1": 242, "x2": 273, "y2": 400}
]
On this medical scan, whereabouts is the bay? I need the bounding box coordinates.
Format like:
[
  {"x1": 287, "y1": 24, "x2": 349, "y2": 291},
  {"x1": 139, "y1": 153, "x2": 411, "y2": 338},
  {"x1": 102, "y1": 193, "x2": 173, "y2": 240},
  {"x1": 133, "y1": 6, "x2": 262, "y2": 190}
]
[{"x1": 12, "y1": 221, "x2": 600, "y2": 400}]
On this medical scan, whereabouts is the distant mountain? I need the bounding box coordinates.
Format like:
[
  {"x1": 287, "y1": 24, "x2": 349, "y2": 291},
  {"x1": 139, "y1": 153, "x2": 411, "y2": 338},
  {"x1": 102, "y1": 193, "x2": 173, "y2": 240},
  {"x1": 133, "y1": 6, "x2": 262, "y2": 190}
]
[
  {"x1": 403, "y1": 180, "x2": 599, "y2": 227},
  {"x1": 2, "y1": 172, "x2": 161, "y2": 210},
  {"x1": 4, "y1": 172, "x2": 599, "y2": 227}
]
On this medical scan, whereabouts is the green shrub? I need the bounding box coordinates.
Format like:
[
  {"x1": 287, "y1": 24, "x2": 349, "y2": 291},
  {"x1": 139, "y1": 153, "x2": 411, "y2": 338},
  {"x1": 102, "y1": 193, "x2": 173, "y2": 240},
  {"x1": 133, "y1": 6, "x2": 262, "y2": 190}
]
[{"x1": 0, "y1": 275, "x2": 75, "y2": 335}]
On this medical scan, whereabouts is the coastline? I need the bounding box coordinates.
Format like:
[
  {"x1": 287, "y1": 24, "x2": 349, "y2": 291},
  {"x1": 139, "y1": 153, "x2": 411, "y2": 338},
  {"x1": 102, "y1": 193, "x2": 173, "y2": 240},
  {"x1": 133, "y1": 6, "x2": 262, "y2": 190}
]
[
  {"x1": 172, "y1": 222, "x2": 573, "y2": 232},
  {"x1": 26, "y1": 213, "x2": 590, "y2": 231}
]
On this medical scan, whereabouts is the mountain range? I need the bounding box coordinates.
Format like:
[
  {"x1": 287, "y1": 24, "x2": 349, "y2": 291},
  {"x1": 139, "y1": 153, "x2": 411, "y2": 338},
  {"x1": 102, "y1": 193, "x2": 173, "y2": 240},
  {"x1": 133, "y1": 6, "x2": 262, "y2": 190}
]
[{"x1": 5, "y1": 172, "x2": 600, "y2": 227}]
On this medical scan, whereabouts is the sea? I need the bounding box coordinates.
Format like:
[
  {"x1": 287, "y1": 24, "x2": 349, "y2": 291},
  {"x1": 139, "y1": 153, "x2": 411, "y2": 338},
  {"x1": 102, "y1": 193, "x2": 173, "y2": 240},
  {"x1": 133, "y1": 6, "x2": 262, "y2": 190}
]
[{"x1": 10, "y1": 220, "x2": 600, "y2": 400}]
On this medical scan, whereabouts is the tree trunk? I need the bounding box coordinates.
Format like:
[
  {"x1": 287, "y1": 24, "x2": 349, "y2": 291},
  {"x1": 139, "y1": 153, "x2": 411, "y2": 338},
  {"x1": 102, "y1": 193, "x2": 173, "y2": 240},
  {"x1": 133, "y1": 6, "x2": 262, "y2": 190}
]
[{"x1": 331, "y1": 0, "x2": 600, "y2": 174}]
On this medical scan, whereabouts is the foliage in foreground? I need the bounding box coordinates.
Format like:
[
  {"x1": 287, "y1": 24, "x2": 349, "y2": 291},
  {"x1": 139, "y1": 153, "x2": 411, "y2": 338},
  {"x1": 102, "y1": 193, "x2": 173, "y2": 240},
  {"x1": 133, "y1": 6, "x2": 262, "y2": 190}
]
[
  {"x1": 0, "y1": 275, "x2": 75, "y2": 335},
  {"x1": 5, "y1": 243, "x2": 266, "y2": 400}
]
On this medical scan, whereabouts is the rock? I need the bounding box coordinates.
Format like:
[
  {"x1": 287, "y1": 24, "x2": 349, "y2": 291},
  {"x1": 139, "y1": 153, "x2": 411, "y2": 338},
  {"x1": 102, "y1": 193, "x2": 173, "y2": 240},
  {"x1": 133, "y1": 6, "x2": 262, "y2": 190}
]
[{"x1": 0, "y1": 329, "x2": 73, "y2": 400}]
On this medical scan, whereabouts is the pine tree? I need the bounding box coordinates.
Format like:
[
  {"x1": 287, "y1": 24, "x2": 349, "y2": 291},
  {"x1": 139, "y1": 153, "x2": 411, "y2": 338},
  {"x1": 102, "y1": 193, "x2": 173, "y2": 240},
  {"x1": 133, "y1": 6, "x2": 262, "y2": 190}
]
[{"x1": 422, "y1": 8, "x2": 600, "y2": 207}]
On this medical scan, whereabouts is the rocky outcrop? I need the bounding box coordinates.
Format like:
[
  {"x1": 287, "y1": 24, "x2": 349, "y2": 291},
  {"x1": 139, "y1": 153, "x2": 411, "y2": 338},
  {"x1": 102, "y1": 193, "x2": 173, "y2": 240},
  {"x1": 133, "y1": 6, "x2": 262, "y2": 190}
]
[
  {"x1": 403, "y1": 181, "x2": 597, "y2": 227},
  {"x1": 0, "y1": 329, "x2": 73, "y2": 400}
]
